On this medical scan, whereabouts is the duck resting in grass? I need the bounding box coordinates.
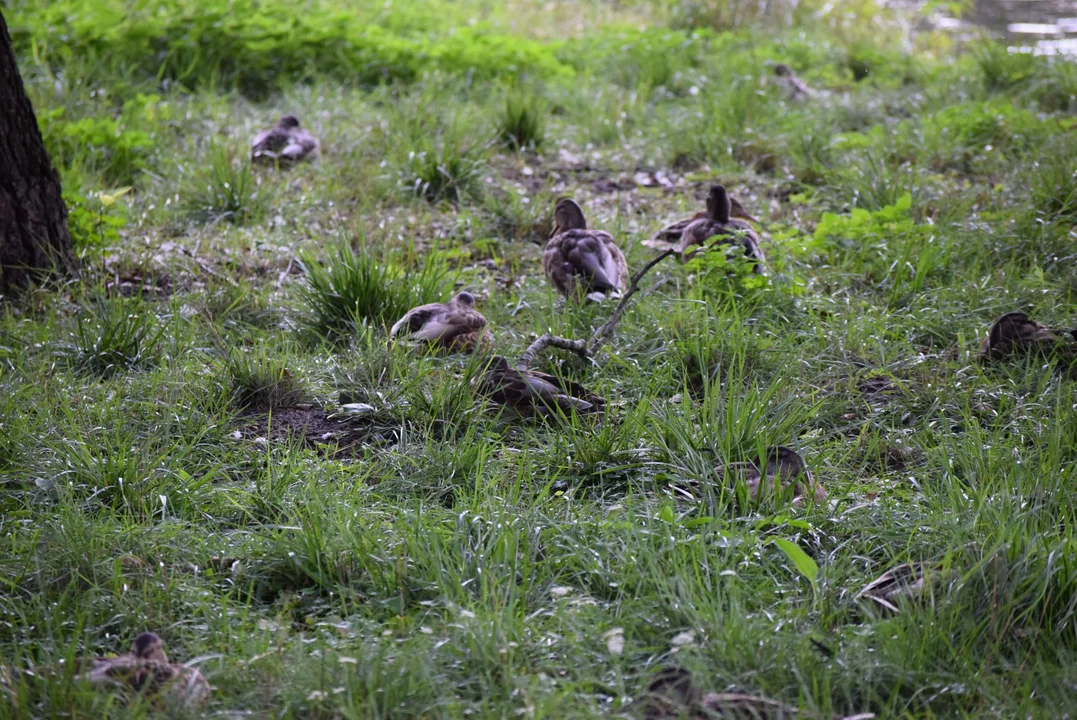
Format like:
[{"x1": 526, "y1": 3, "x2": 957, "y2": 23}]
[
  {"x1": 716, "y1": 445, "x2": 825, "y2": 505},
  {"x1": 251, "y1": 114, "x2": 320, "y2": 165},
  {"x1": 644, "y1": 189, "x2": 759, "y2": 251},
  {"x1": 390, "y1": 291, "x2": 493, "y2": 354},
  {"x1": 979, "y1": 311, "x2": 1077, "y2": 363},
  {"x1": 544, "y1": 198, "x2": 629, "y2": 301},
  {"x1": 473, "y1": 355, "x2": 604, "y2": 419},
  {"x1": 676, "y1": 185, "x2": 766, "y2": 273},
  {"x1": 74, "y1": 632, "x2": 210, "y2": 709}
]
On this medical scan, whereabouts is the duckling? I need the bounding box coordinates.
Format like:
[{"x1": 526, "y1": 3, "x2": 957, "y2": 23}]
[
  {"x1": 643, "y1": 192, "x2": 759, "y2": 250},
  {"x1": 390, "y1": 291, "x2": 493, "y2": 354},
  {"x1": 251, "y1": 114, "x2": 320, "y2": 164},
  {"x1": 979, "y1": 311, "x2": 1077, "y2": 362},
  {"x1": 474, "y1": 355, "x2": 604, "y2": 419},
  {"x1": 773, "y1": 63, "x2": 815, "y2": 101},
  {"x1": 544, "y1": 198, "x2": 629, "y2": 300},
  {"x1": 677, "y1": 185, "x2": 766, "y2": 274},
  {"x1": 716, "y1": 445, "x2": 825, "y2": 505},
  {"x1": 79, "y1": 632, "x2": 210, "y2": 709}
]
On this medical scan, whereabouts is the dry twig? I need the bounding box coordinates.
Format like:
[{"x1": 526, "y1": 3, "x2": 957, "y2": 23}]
[{"x1": 515, "y1": 249, "x2": 675, "y2": 369}]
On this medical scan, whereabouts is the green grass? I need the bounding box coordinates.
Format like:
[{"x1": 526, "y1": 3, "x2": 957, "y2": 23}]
[{"x1": 4, "y1": 0, "x2": 1077, "y2": 716}]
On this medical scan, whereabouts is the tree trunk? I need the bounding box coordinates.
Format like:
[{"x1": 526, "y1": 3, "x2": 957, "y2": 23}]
[{"x1": 0, "y1": 9, "x2": 74, "y2": 294}]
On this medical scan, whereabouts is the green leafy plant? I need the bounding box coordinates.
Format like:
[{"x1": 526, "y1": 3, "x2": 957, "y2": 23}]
[
  {"x1": 64, "y1": 189, "x2": 128, "y2": 256},
  {"x1": 38, "y1": 110, "x2": 151, "y2": 185}
]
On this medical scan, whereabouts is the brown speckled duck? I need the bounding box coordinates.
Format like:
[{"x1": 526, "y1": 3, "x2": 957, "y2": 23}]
[
  {"x1": 77, "y1": 632, "x2": 210, "y2": 709},
  {"x1": 644, "y1": 191, "x2": 759, "y2": 250},
  {"x1": 251, "y1": 114, "x2": 320, "y2": 164},
  {"x1": 636, "y1": 666, "x2": 805, "y2": 720},
  {"x1": 544, "y1": 198, "x2": 629, "y2": 300},
  {"x1": 474, "y1": 355, "x2": 604, "y2": 419},
  {"x1": 390, "y1": 291, "x2": 492, "y2": 354},
  {"x1": 856, "y1": 562, "x2": 953, "y2": 615},
  {"x1": 716, "y1": 445, "x2": 825, "y2": 505},
  {"x1": 979, "y1": 311, "x2": 1076, "y2": 362},
  {"x1": 677, "y1": 185, "x2": 766, "y2": 273}
]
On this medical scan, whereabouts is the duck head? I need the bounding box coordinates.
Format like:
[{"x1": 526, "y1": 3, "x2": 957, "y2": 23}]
[
  {"x1": 130, "y1": 632, "x2": 169, "y2": 663},
  {"x1": 728, "y1": 195, "x2": 759, "y2": 223},
  {"x1": 773, "y1": 63, "x2": 793, "y2": 77},
  {"x1": 277, "y1": 114, "x2": 301, "y2": 129},
  {"x1": 706, "y1": 185, "x2": 731, "y2": 224},
  {"x1": 451, "y1": 291, "x2": 476, "y2": 307},
  {"x1": 765, "y1": 445, "x2": 808, "y2": 478},
  {"x1": 553, "y1": 198, "x2": 588, "y2": 235}
]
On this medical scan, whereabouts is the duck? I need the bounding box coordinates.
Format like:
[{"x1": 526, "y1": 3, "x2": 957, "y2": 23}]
[
  {"x1": 676, "y1": 185, "x2": 766, "y2": 273},
  {"x1": 716, "y1": 445, "x2": 825, "y2": 505},
  {"x1": 772, "y1": 63, "x2": 815, "y2": 101},
  {"x1": 543, "y1": 198, "x2": 629, "y2": 300},
  {"x1": 636, "y1": 667, "x2": 803, "y2": 720},
  {"x1": 251, "y1": 114, "x2": 320, "y2": 164},
  {"x1": 390, "y1": 291, "x2": 493, "y2": 354},
  {"x1": 77, "y1": 632, "x2": 210, "y2": 709},
  {"x1": 473, "y1": 355, "x2": 604, "y2": 419},
  {"x1": 643, "y1": 190, "x2": 759, "y2": 250},
  {"x1": 856, "y1": 562, "x2": 953, "y2": 615},
  {"x1": 979, "y1": 311, "x2": 1076, "y2": 362}
]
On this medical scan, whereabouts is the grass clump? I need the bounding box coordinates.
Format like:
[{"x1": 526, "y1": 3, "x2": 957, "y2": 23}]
[
  {"x1": 298, "y1": 240, "x2": 451, "y2": 339},
  {"x1": 398, "y1": 131, "x2": 488, "y2": 204},
  {"x1": 59, "y1": 295, "x2": 164, "y2": 377},
  {"x1": 1028, "y1": 139, "x2": 1077, "y2": 224},
  {"x1": 499, "y1": 91, "x2": 547, "y2": 151},
  {"x1": 181, "y1": 145, "x2": 269, "y2": 225},
  {"x1": 226, "y1": 347, "x2": 307, "y2": 411}
]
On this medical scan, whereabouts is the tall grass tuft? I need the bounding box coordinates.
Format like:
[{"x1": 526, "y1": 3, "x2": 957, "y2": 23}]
[
  {"x1": 59, "y1": 295, "x2": 164, "y2": 377},
  {"x1": 182, "y1": 145, "x2": 269, "y2": 225},
  {"x1": 226, "y1": 347, "x2": 307, "y2": 411},
  {"x1": 498, "y1": 91, "x2": 547, "y2": 151},
  {"x1": 297, "y1": 240, "x2": 452, "y2": 340},
  {"x1": 398, "y1": 129, "x2": 488, "y2": 204},
  {"x1": 1028, "y1": 140, "x2": 1077, "y2": 224}
]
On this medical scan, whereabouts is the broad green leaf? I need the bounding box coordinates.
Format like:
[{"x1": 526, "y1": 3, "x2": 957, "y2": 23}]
[{"x1": 772, "y1": 538, "x2": 819, "y2": 583}]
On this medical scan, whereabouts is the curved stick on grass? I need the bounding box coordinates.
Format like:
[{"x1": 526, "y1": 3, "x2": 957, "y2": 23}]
[
  {"x1": 515, "y1": 249, "x2": 675, "y2": 370},
  {"x1": 588, "y1": 248, "x2": 675, "y2": 355},
  {"x1": 517, "y1": 334, "x2": 588, "y2": 371}
]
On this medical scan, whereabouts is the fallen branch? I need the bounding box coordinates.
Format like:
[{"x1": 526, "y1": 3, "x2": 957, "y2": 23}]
[
  {"x1": 515, "y1": 249, "x2": 675, "y2": 369},
  {"x1": 517, "y1": 334, "x2": 588, "y2": 371},
  {"x1": 588, "y1": 248, "x2": 676, "y2": 355}
]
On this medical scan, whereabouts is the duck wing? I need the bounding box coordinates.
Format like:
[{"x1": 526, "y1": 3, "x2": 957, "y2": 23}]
[
  {"x1": 679, "y1": 219, "x2": 766, "y2": 274},
  {"x1": 251, "y1": 128, "x2": 290, "y2": 160},
  {"x1": 280, "y1": 130, "x2": 320, "y2": 162},
  {"x1": 390, "y1": 303, "x2": 447, "y2": 340},
  {"x1": 558, "y1": 230, "x2": 622, "y2": 294},
  {"x1": 644, "y1": 213, "x2": 705, "y2": 250}
]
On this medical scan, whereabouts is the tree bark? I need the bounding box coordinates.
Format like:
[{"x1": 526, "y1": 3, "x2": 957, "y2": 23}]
[{"x1": 0, "y1": 9, "x2": 74, "y2": 293}]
